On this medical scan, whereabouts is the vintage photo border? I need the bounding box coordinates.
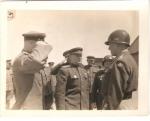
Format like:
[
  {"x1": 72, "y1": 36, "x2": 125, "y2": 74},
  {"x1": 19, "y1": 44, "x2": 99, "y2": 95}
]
[{"x1": 0, "y1": 0, "x2": 149, "y2": 117}]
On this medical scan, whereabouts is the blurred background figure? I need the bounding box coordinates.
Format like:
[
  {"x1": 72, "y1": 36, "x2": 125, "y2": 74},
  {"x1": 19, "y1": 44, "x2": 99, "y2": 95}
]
[
  {"x1": 48, "y1": 62, "x2": 54, "y2": 69},
  {"x1": 42, "y1": 62, "x2": 56, "y2": 110},
  {"x1": 6, "y1": 59, "x2": 15, "y2": 109},
  {"x1": 84, "y1": 56, "x2": 99, "y2": 110},
  {"x1": 91, "y1": 55, "x2": 114, "y2": 110}
]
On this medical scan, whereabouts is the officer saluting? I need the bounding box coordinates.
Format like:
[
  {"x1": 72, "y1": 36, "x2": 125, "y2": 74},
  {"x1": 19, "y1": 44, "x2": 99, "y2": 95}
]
[
  {"x1": 55, "y1": 47, "x2": 90, "y2": 110},
  {"x1": 104, "y1": 30, "x2": 138, "y2": 110},
  {"x1": 12, "y1": 31, "x2": 52, "y2": 109},
  {"x1": 51, "y1": 50, "x2": 69, "y2": 75}
]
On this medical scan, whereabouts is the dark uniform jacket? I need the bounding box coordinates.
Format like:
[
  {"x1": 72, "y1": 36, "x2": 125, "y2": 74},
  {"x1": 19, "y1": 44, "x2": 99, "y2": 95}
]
[
  {"x1": 55, "y1": 64, "x2": 90, "y2": 110},
  {"x1": 12, "y1": 43, "x2": 52, "y2": 109},
  {"x1": 91, "y1": 68, "x2": 105, "y2": 102},
  {"x1": 106, "y1": 50, "x2": 138, "y2": 109}
]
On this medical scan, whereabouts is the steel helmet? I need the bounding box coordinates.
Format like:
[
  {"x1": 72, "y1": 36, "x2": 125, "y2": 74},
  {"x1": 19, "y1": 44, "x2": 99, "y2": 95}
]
[
  {"x1": 103, "y1": 55, "x2": 114, "y2": 65},
  {"x1": 105, "y1": 30, "x2": 130, "y2": 46}
]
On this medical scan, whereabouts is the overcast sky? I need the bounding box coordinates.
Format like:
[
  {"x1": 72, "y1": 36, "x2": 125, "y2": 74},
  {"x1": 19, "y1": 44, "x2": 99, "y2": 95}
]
[{"x1": 7, "y1": 10, "x2": 138, "y2": 65}]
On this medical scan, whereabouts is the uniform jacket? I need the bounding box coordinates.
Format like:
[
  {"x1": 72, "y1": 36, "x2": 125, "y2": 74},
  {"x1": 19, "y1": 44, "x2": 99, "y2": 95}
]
[
  {"x1": 6, "y1": 69, "x2": 14, "y2": 91},
  {"x1": 84, "y1": 65, "x2": 99, "y2": 93},
  {"x1": 91, "y1": 67, "x2": 112, "y2": 108},
  {"x1": 55, "y1": 64, "x2": 90, "y2": 110},
  {"x1": 12, "y1": 43, "x2": 52, "y2": 109},
  {"x1": 106, "y1": 50, "x2": 138, "y2": 109}
]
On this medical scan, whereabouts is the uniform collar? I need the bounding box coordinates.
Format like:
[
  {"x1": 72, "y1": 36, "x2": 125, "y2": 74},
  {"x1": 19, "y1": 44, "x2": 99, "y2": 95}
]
[
  {"x1": 22, "y1": 49, "x2": 32, "y2": 54},
  {"x1": 116, "y1": 49, "x2": 129, "y2": 59},
  {"x1": 71, "y1": 63, "x2": 84, "y2": 68}
]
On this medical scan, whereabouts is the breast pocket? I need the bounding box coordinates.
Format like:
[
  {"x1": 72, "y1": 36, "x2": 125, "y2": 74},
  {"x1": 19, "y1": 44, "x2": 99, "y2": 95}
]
[{"x1": 68, "y1": 73, "x2": 80, "y2": 88}]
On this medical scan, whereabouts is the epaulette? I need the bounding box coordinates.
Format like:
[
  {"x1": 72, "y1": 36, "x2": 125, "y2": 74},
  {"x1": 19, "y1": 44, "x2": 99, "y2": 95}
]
[
  {"x1": 61, "y1": 65, "x2": 71, "y2": 69},
  {"x1": 22, "y1": 51, "x2": 29, "y2": 55},
  {"x1": 117, "y1": 52, "x2": 126, "y2": 61},
  {"x1": 93, "y1": 65, "x2": 100, "y2": 68},
  {"x1": 84, "y1": 65, "x2": 89, "y2": 68},
  {"x1": 116, "y1": 61, "x2": 124, "y2": 68},
  {"x1": 79, "y1": 63, "x2": 85, "y2": 68},
  {"x1": 93, "y1": 64, "x2": 97, "y2": 67}
]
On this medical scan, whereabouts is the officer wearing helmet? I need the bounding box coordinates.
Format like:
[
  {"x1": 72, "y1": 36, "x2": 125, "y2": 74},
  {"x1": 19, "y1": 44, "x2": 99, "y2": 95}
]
[
  {"x1": 91, "y1": 55, "x2": 114, "y2": 110},
  {"x1": 104, "y1": 29, "x2": 138, "y2": 110}
]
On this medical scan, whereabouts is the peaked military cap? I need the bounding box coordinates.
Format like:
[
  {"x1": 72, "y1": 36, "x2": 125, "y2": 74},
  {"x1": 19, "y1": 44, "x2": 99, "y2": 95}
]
[
  {"x1": 48, "y1": 62, "x2": 54, "y2": 65},
  {"x1": 87, "y1": 56, "x2": 95, "y2": 59},
  {"x1": 63, "y1": 50, "x2": 70, "y2": 57},
  {"x1": 22, "y1": 31, "x2": 46, "y2": 41},
  {"x1": 6, "y1": 59, "x2": 11, "y2": 62},
  {"x1": 68, "y1": 47, "x2": 83, "y2": 55}
]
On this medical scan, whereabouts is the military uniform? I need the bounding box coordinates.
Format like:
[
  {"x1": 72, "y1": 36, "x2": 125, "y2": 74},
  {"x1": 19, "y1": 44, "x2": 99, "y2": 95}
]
[
  {"x1": 104, "y1": 30, "x2": 138, "y2": 110},
  {"x1": 6, "y1": 66, "x2": 14, "y2": 109},
  {"x1": 12, "y1": 31, "x2": 52, "y2": 109},
  {"x1": 105, "y1": 50, "x2": 138, "y2": 109},
  {"x1": 92, "y1": 55, "x2": 114, "y2": 110},
  {"x1": 55, "y1": 47, "x2": 90, "y2": 110},
  {"x1": 51, "y1": 62, "x2": 68, "y2": 75},
  {"x1": 92, "y1": 68, "x2": 105, "y2": 110},
  {"x1": 84, "y1": 56, "x2": 99, "y2": 109},
  {"x1": 84, "y1": 65, "x2": 99, "y2": 93}
]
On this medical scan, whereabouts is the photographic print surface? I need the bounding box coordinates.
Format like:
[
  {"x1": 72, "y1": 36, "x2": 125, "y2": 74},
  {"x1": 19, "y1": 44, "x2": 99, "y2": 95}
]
[{"x1": 6, "y1": 10, "x2": 139, "y2": 110}]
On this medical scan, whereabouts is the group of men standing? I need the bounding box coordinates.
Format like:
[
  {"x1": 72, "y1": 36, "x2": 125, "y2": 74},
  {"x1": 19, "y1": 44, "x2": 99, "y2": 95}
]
[{"x1": 7, "y1": 29, "x2": 138, "y2": 110}]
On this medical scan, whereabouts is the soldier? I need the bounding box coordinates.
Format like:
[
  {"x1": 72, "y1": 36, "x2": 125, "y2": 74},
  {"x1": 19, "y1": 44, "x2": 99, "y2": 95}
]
[
  {"x1": 55, "y1": 47, "x2": 90, "y2": 110},
  {"x1": 84, "y1": 56, "x2": 99, "y2": 109},
  {"x1": 104, "y1": 29, "x2": 138, "y2": 110},
  {"x1": 91, "y1": 55, "x2": 114, "y2": 110},
  {"x1": 48, "y1": 62, "x2": 54, "y2": 69},
  {"x1": 12, "y1": 31, "x2": 52, "y2": 109},
  {"x1": 6, "y1": 59, "x2": 14, "y2": 109},
  {"x1": 42, "y1": 62, "x2": 55, "y2": 110}
]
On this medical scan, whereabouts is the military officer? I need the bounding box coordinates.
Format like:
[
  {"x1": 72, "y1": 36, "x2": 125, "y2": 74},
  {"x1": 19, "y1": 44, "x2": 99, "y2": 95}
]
[
  {"x1": 12, "y1": 31, "x2": 52, "y2": 109},
  {"x1": 55, "y1": 47, "x2": 90, "y2": 110},
  {"x1": 104, "y1": 29, "x2": 138, "y2": 110},
  {"x1": 6, "y1": 59, "x2": 14, "y2": 109},
  {"x1": 91, "y1": 55, "x2": 114, "y2": 110},
  {"x1": 84, "y1": 56, "x2": 99, "y2": 109}
]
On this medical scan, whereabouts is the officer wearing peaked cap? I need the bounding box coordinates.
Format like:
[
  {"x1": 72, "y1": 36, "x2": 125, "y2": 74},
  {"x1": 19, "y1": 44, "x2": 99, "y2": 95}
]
[
  {"x1": 104, "y1": 29, "x2": 138, "y2": 110},
  {"x1": 84, "y1": 56, "x2": 100, "y2": 109},
  {"x1": 12, "y1": 31, "x2": 52, "y2": 109},
  {"x1": 55, "y1": 47, "x2": 90, "y2": 110}
]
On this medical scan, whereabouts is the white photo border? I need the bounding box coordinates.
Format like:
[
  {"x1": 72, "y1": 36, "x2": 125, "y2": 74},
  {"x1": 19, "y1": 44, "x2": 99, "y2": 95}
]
[{"x1": 0, "y1": 0, "x2": 149, "y2": 117}]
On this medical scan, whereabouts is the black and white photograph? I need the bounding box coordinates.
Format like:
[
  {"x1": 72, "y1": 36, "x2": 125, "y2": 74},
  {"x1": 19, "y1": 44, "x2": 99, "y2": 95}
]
[
  {"x1": 5, "y1": 10, "x2": 139, "y2": 110},
  {"x1": 0, "y1": 0, "x2": 149, "y2": 117}
]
